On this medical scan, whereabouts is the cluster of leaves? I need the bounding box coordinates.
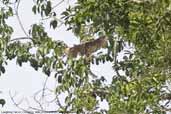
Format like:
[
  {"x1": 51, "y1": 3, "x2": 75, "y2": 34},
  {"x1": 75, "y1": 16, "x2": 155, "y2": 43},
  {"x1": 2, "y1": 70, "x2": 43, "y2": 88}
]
[
  {"x1": 60, "y1": 0, "x2": 171, "y2": 113},
  {"x1": 32, "y1": 0, "x2": 58, "y2": 29},
  {"x1": 1, "y1": 0, "x2": 171, "y2": 113},
  {"x1": 0, "y1": 2, "x2": 14, "y2": 106}
]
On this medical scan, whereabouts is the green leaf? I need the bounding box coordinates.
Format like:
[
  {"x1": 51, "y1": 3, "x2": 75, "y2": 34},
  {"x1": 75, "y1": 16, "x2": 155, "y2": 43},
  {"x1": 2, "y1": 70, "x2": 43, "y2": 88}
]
[
  {"x1": 0, "y1": 99, "x2": 5, "y2": 107},
  {"x1": 32, "y1": 5, "x2": 37, "y2": 14},
  {"x1": 0, "y1": 66, "x2": 5, "y2": 74},
  {"x1": 50, "y1": 20, "x2": 58, "y2": 29},
  {"x1": 43, "y1": 66, "x2": 51, "y2": 76},
  {"x1": 45, "y1": 1, "x2": 51, "y2": 16},
  {"x1": 61, "y1": 11, "x2": 69, "y2": 16}
]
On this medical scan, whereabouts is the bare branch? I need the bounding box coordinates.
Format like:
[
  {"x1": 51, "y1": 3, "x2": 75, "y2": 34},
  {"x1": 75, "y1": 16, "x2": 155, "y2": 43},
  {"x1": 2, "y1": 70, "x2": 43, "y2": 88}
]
[
  {"x1": 10, "y1": 37, "x2": 32, "y2": 42},
  {"x1": 52, "y1": 0, "x2": 65, "y2": 10},
  {"x1": 89, "y1": 69, "x2": 98, "y2": 78},
  {"x1": 28, "y1": 107, "x2": 60, "y2": 113},
  {"x1": 15, "y1": 0, "x2": 30, "y2": 37},
  {"x1": 42, "y1": 76, "x2": 49, "y2": 101},
  {"x1": 33, "y1": 89, "x2": 44, "y2": 110},
  {"x1": 9, "y1": 91, "x2": 34, "y2": 114},
  {"x1": 56, "y1": 95, "x2": 64, "y2": 109}
]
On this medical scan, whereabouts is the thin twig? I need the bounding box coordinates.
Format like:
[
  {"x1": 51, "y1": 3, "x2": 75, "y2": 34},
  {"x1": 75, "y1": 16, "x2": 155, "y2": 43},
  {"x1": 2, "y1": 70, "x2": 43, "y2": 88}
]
[
  {"x1": 56, "y1": 96, "x2": 64, "y2": 109},
  {"x1": 29, "y1": 106, "x2": 75, "y2": 113},
  {"x1": 33, "y1": 89, "x2": 44, "y2": 110},
  {"x1": 52, "y1": 0, "x2": 65, "y2": 10},
  {"x1": 15, "y1": 0, "x2": 29, "y2": 37},
  {"x1": 33, "y1": 88, "x2": 55, "y2": 109},
  {"x1": 9, "y1": 91, "x2": 65, "y2": 113},
  {"x1": 41, "y1": 16, "x2": 64, "y2": 28},
  {"x1": 89, "y1": 69, "x2": 98, "y2": 78},
  {"x1": 28, "y1": 107, "x2": 60, "y2": 113},
  {"x1": 9, "y1": 91, "x2": 34, "y2": 114},
  {"x1": 10, "y1": 37, "x2": 32, "y2": 42},
  {"x1": 42, "y1": 76, "x2": 49, "y2": 101}
]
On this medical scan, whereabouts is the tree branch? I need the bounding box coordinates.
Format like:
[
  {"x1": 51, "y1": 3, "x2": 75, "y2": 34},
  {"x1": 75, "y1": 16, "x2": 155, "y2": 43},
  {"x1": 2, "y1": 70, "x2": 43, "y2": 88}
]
[
  {"x1": 41, "y1": 76, "x2": 49, "y2": 102},
  {"x1": 9, "y1": 91, "x2": 34, "y2": 114},
  {"x1": 10, "y1": 37, "x2": 32, "y2": 42},
  {"x1": 15, "y1": 0, "x2": 30, "y2": 37},
  {"x1": 52, "y1": 0, "x2": 65, "y2": 10},
  {"x1": 33, "y1": 89, "x2": 44, "y2": 110}
]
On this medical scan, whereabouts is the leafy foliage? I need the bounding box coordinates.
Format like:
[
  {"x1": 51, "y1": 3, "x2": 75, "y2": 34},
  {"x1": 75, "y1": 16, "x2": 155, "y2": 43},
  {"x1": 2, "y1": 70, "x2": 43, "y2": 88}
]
[{"x1": 0, "y1": 0, "x2": 171, "y2": 113}]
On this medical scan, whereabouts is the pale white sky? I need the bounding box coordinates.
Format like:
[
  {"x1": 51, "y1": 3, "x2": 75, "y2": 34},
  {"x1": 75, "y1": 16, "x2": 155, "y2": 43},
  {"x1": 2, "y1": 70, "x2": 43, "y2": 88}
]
[{"x1": 0, "y1": 0, "x2": 112, "y2": 112}]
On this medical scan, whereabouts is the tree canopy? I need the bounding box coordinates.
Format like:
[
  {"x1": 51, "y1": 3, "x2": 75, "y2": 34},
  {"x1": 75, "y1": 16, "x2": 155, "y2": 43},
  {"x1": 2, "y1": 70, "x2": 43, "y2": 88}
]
[{"x1": 1, "y1": 0, "x2": 171, "y2": 113}]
